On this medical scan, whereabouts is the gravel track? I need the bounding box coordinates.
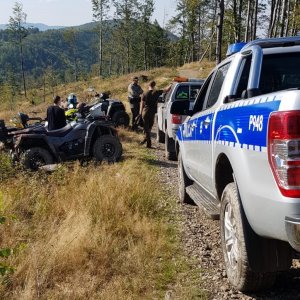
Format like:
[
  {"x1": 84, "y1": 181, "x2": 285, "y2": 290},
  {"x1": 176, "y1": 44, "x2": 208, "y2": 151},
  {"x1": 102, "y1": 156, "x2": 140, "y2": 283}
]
[{"x1": 152, "y1": 131, "x2": 300, "y2": 300}]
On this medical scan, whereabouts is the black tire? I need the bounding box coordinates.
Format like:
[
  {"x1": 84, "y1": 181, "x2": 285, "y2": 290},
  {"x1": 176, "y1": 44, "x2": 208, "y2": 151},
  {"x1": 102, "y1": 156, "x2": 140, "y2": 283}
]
[
  {"x1": 93, "y1": 135, "x2": 122, "y2": 162},
  {"x1": 156, "y1": 116, "x2": 165, "y2": 143},
  {"x1": 112, "y1": 111, "x2": 130, "y2": 127},
  {"x1": 178, "y1": 150, "x2": 194, "y2": 204},
  {"x1": 165, "y1": 133, "x2": 177, "y2": 161},
  {"x1": 220, "y1": 182, "x2": 276, "y2": 292},
  {"x1": 21, "y1": 147, "x2": 53, "y2": 171}
]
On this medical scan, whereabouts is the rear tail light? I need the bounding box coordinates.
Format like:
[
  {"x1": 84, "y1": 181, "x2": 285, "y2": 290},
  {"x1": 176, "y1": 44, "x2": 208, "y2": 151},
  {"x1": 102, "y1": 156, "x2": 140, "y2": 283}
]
[
  {"x1": 268, "y1": 111, "x2": 300, "y2": 197},
  {"x1": 171, "y1": 114, "x2": 182, "y2": 124}
]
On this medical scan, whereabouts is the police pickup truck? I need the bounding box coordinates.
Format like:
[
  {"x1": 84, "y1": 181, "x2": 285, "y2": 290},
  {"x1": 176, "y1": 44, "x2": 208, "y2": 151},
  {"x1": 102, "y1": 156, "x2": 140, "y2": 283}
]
[
  {"x1": 171, "y1": 37, "x2": 300, "y2": 292},
  {"x1": 156, "y1": 78, "x2": 203, "y2": 160}
]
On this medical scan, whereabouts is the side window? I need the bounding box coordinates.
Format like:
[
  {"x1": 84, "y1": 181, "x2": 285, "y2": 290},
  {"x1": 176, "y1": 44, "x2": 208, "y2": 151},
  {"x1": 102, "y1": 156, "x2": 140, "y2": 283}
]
[
  {"x1": 235, "y1": 56, "x2": 251, "y2": 99},
  {"x1": 175, "y1": 85, "x2": 189, "y2": 100},
  {"x1": 190, "y1": 85, "x2": 202, "y2": 101},
  {"x1": 205, "y1": 63, "x2": 230, "y2": 108},
  {"x1": 193, "y1": 74, "x2": 214, "y2": 113}
]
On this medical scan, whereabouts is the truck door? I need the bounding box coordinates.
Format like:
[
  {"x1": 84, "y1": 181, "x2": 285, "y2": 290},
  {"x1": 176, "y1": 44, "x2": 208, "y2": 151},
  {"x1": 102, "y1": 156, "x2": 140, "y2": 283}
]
[
  {"x1": 182, "y1": 75, "x2": 214, "y2": 179},
  {"x1": 188, "y1": 63, "x2": 231, "y2": 190},
  {"x1": 158, "y1": 85, "x2": 174, "y2": 132}
]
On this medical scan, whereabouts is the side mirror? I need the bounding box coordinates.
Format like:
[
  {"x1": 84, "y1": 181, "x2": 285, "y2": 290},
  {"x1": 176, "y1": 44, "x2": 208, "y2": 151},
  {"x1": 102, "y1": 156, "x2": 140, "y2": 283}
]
[
  {"x1": 170, "y1": 100, "x2": 193, "y2": 116},
  {"x1": 158, "y1": 94, "x2": 165, "y2": 103}
]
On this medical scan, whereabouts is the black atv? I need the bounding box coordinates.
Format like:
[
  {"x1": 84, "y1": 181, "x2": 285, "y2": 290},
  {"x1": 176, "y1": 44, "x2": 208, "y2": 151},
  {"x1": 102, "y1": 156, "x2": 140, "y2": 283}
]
[
  {"x1": 0, "y1": 118, "x2": 123, "y2": 171},
  {"x1": 0, "y1": 113, "x2": 43, "y2": 148},
  {"x1": 66, "y1": 92, "x2": 130, "y2": 127}
]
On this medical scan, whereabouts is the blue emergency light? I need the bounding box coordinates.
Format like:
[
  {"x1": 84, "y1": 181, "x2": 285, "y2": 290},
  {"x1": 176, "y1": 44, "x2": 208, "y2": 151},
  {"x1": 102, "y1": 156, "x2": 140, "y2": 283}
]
[{"x1": 226, "y1": 42, "x2": 247, "y2": 57}]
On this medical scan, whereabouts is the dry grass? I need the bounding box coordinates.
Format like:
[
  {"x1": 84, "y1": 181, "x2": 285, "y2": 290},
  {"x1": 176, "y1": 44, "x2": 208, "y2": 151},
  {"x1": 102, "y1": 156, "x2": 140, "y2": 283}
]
[{"x1": 0, "y1": 153, "x2": 173, "y2": 299}]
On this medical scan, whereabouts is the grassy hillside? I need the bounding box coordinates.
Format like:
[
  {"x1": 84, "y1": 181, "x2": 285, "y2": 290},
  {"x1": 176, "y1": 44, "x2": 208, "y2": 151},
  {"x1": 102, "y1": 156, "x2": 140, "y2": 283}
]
[{"x1": 0, "y1": 62, "x2": 214, "y2": 299}]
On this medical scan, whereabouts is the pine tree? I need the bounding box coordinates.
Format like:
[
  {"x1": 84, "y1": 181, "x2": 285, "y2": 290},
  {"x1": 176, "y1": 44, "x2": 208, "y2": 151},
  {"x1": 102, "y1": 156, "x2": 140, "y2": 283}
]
[
  {"x1": 91, "y1": 0, "x2": 110, "y2": 77},
  {"x1": 113, "y1": 0, "x2": 141, "y2": 73},
  {"x1": 8, "y1": 1, "x2": 28, "y2": 98}
]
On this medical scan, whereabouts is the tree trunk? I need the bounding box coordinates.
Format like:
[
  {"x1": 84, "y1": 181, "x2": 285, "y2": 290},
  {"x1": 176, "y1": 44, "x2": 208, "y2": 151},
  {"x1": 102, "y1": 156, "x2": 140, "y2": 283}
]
[
  {"x1": 284, "y1": 0, "x2": 291, "y2": 36},
  {"x1": 216, "y1": 0, "x2": 224, "y2": 64},
  {"x1": 280, "y1": 0, "x2": 288, "y2": 36},
  {"x1": 245, "y1": 0, "x2": 251, "y2": 42},
  {"x1": 197, "y1": 5, "x2": 202, "y2": 60},
  {"x1": 143, "y1": 39, "x2": 147, "y2": 71},
  {"x1": 199, "y1": 30, "x2": 216, "y2": 63},
  {"x1": 19, "y1": 37, "x2": 26, "y2": 98},
  {"x1": 99, "y1": 18, "x2": 103, "y2": 77},
  {"x1": 233, "y1": 0, "x2": 238, "y2": 41},
  {"x1": 238, "y1": 0, "x2": 243, "y2": 41},
  {"x1": 210, "y1": 0, "x2": 218, "y2": 61},
  {"x1": 43, "y1": 76, "x2": 46, "y2": 103},
  {"x1": 290, "y1": 0, "x2": 298, "y2": 35},
  {"x1": 252, "y1": 0, "x2": 258, "y2": 40},
  {"x1": 270, "y1": 0, "x2": 280, "y2": 37}
]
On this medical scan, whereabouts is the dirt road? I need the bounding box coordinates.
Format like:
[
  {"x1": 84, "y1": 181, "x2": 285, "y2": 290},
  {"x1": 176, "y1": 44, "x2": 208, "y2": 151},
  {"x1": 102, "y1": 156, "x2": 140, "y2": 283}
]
[{"x1": 152, "y1": 130, "x2": 300, "y2": 300}]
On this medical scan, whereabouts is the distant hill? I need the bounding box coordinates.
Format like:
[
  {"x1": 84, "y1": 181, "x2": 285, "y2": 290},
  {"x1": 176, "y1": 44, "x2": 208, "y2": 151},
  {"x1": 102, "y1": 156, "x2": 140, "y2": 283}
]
[
  {"x1": 0, "y1": 20, "x2": 177, "y2": 86},
  {"x1": 0, "y1": 23, "x2": 65, "y2": 31}
]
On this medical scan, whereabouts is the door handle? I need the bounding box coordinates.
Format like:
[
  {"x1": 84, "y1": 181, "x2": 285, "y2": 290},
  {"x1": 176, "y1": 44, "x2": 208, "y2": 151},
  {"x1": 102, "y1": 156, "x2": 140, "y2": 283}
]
[{"x1": 204, "y1": 118, "x2": 211, "y2": 126}]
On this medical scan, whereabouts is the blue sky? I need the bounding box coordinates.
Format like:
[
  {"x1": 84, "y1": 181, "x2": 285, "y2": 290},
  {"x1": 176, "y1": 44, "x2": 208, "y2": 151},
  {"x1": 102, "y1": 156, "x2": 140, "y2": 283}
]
[{"x1": 0, "y1": 0, "x2": 177, "y2": 27}]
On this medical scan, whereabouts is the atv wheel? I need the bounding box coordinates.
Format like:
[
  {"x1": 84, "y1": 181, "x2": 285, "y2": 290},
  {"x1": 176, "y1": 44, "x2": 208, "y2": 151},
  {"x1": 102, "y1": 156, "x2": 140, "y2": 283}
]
[
  {"x1": 93, "y1": 135, "x2": 122, "y2": 162},
  {"x1": 112, "y1": 111, "x2": 130, "y2": 127},
  {"x1": 22, "y1": 147, "x2": 53, "y2": 171}
]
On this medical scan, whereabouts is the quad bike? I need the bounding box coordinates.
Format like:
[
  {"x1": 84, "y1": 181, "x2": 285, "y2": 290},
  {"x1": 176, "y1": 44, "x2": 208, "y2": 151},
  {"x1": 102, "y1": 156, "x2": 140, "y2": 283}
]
[
  {"x1": 0, "y1": 112, "x2": 44, "y2": 148},
  {"x1": 65, "y1": 92, "x2": 130, "y2": 127},
  {"x1": 0, "y1": 117, "x2": 123, "y2": 171}
]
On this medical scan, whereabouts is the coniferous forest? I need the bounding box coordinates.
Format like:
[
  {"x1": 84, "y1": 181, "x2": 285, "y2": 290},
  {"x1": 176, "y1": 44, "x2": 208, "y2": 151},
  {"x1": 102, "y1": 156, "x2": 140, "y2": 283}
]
[{"x1": 0, "y1": 0, "x2": 299, "y2": 101}]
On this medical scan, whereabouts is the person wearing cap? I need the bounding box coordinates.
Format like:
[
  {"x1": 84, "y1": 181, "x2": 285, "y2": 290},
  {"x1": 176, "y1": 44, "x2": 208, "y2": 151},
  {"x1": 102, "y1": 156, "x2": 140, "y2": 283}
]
[
  {"x1": 128, "y1": 76, "x2": 143, "y2": 130},
  {"x1": 46, "y1": 95, "x2": 67, "y2": 130}
]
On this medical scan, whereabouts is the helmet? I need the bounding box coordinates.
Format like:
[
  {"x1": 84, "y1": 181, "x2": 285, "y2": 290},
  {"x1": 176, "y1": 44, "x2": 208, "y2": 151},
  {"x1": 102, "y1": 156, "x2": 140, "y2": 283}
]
[{"x1": 67, "y1": 93, "x2": 77, "y2": 108}]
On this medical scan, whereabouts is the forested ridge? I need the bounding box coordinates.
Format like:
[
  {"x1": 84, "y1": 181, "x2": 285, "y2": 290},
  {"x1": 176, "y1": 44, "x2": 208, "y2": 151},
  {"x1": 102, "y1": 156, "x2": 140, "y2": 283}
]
[
  {"x1": 0, "y1": 0, "x2": 299, "y2": 105},
  {"x1": 0, "y1": 20, "x2": 170, "y2": 88}
]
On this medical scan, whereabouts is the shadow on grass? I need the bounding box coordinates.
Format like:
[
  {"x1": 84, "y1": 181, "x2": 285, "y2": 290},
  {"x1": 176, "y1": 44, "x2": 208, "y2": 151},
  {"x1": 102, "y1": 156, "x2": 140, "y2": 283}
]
[{"x1": 141, "y1": 156, "x2": 177, "y2": 169}]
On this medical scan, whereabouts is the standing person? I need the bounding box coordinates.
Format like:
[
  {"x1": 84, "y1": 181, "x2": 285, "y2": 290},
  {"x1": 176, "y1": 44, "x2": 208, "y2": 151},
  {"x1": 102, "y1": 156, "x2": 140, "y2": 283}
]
[
  {"x1": 128, "y1": 76, "x2": 143, "y2": 130},
  {"x1": 140, "y1": 81, "x2": 162, "y2": 148},
  {"x1": 46, "y1": 95, "x2": 67, "y2": 131}
]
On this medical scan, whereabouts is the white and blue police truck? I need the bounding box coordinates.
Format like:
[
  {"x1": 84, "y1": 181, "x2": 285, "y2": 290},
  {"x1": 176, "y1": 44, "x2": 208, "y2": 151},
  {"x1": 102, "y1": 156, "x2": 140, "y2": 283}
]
[{"x1": 171, "y1": 37, "x2": 300, "y2": 292}]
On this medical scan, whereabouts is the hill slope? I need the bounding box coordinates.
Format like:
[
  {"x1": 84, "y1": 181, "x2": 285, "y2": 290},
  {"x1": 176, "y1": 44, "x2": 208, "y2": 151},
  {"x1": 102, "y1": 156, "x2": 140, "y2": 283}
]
[{"x1": 0, "y1": 20, "x2": 175, "y2": 86}]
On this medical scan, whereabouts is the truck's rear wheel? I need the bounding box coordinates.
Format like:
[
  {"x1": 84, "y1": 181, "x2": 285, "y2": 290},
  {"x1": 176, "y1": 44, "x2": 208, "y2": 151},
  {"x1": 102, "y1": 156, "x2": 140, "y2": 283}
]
[
  {"x1": 165, "y1": 134, "x2": 177, "y2": 161},
  {"x1": 220, "y1": 182, "x2": 276, "y2": 291},
  {"x1": 21, "y1": 147, "x2": 53, "y2": 171},
  {"x1": 178, "y1": 150, "x2": 194, "y2": 204}
]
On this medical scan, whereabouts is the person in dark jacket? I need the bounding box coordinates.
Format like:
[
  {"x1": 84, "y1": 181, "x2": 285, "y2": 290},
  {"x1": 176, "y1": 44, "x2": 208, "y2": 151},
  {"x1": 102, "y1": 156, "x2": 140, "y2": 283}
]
[
  {"x1": 46, "y1": 95, "x2": 67, "y2": 130},
  {"x1": 128, "y1": 76, "x2": 143, "y2": 130},
  {"x1": 140, "y1": 81, "x2": 162, "y2": 148}
]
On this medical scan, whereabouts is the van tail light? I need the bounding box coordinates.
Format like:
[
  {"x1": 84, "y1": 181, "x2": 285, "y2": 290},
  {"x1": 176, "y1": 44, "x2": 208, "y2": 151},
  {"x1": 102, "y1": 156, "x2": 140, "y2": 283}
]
[
  {"x1": 171, "y1": 114, "x2": 182, "y2": 124},
  {"x1": 268, "y1": 111, "x2": 300, "y2": 197}
]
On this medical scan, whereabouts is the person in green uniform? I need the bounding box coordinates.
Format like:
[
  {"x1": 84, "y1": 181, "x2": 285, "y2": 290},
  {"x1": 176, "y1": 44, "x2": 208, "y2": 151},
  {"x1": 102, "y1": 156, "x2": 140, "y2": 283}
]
[{"x1": 140, "y1": 81, "x2": 162, "y2": 148}]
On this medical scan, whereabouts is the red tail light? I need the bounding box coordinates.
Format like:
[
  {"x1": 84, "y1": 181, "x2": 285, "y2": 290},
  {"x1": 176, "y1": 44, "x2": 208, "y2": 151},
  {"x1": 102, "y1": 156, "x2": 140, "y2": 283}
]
[
  {"x1": 171, "y1": 114, "x2": 182, "y2": 124},
  {"x1": 268, "y1": 111, "x2": 300, "y2": 197}
]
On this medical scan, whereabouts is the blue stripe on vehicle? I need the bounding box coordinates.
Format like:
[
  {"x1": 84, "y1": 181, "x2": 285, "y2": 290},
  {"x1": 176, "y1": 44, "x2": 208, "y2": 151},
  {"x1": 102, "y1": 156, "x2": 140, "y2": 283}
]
[{"x1": 177, "y1": 96, "x2": 281, "y2": 151}]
